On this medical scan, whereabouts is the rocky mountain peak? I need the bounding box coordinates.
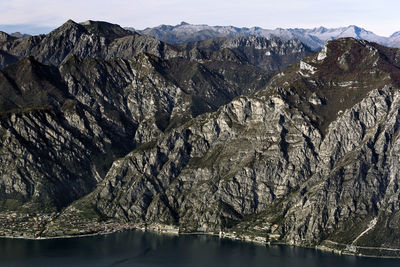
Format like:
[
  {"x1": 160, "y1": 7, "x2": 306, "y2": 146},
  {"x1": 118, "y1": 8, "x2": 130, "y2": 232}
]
[
  {"x1": 264, "y1": 37, "x2": 400, "y2": 134},
  {"x1": 10, "y1": 32, "x2": 31, "y2": 39},
  {"x1": 175, "y1": 35, "x2": 312, "y2": 70},
  {"x1": 55, "y1": 35, "x2": 400, "y2": 257},
  {"x1": 0, "y1": 19, "x2": 175, "y2": 68},
  {"x1": 293, "y1": 37, "x2": 396, "y2": 79},
  {"x1": 337, "y1": 25, "x2": 370, "y2": 38},
  {"x1": 80, "y1": 20, "x2": 95, "y2": 25},
  {"x1": 49, "y1": 19, "x2": 86, "y2": 38},
  {"x1": 58, "y1": 19, "x2": 81, "y2": 30},
  {"x1": 2, "y1": 21, "x2": 400, "y2": 257},
  {"x1": 138, "y1": 23, "x2": 400, "y2": 49},
  {"x1": 0, "y1": 31, "x2": 17, "y2": 43},
  {"x1": 310, "y1": 26, "x2": 328, "y2": 34},
  {"x1": 0, "y1": 19, "x2": 314, "y2": 72},
  {"x1": 80, "y1": 20, "x2": 132, "y2": 40},
  {"x1": 390, "y1": 31, "x2": 400, "y2": 38}
]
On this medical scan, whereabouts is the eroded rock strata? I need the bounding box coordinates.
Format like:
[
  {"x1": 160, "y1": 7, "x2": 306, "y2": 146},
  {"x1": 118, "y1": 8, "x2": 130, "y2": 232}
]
[{"x1": 1, "y1": 20, "x2": 400, "y2": 257}]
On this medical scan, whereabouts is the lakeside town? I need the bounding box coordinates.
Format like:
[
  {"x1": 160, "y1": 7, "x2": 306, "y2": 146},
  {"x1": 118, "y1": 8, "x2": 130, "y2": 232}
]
[
  {"x1": 0, "y1": 209, "x2": 272, "y2": 244},
  {"x1": 2, "y1": 209, "x2": 400, "y2": 258},
  {"x1": 0, "y1": 210, "x2": 135, "y2": 239}
]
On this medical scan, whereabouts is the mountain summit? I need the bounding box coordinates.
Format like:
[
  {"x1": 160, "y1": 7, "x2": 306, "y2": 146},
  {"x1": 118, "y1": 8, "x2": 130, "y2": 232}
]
[
  {"x1": 138, "y1": 23, "x2": 400, "y2": 50},
  {"x1": 0, "y1": 20, "x2": 310, "y2": 70},
  {"x1": 1, "y1": 20, "x2": 400, "y2": 257},
  {"x1": 62, "y1": 38, "x2": 400, "y2": 257}
]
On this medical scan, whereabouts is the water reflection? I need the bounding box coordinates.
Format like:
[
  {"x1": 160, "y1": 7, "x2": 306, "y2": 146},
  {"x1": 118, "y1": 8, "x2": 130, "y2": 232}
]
[{"x1": 0, "y1": 230, "x2": 398, "y2": 267}]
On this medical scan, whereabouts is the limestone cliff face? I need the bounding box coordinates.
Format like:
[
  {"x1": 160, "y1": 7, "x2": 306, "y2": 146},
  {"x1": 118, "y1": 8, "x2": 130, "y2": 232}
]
[
  {"x1": 73, "y1": 38, "x2": 400, "y2": 251},
  {"x1": 91, "y1": 94, "x2": 320, "y2": 229},
  {"x1": 2, "y1": 20, "x2": 400, "y2": 254},
  {"x1": 87, "y1": 86, "x2": 400, "y2": 248},
  {"x1": 0, "y1": 40, "x2": 271, "y2": 211},
  {"x1": 280, "y1": 86, "x2": 400, "y2": 247}
]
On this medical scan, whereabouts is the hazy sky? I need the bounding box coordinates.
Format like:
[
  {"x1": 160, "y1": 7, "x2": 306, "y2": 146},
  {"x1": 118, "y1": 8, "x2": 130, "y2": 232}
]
[{"x1": 0, "y1": 0, "x2": 399, "y2": 36}]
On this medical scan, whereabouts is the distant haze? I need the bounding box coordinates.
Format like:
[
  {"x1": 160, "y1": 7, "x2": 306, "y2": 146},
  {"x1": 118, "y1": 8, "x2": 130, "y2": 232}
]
[{"x1": 0, "y1": 0, "x2": 399, "y2": 36}]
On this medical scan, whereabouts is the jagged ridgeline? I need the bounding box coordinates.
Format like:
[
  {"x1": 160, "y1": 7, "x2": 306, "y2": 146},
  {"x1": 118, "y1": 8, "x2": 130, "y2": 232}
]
[
  {"x1": 1, "y1": 20, "x2": 400, "y2": 257},
  {"x1": 66, "y1": 38, "x2": 400, "y2": 255},
  {"x1": 139, "y1": 22, "x2": 400, "y2": 50},
  {"x1": 0, "y1": 20, "x2": 311, "y2": 69},
  {"x1": 0, "y1": 20, "x2": 308, "y2": 211}
]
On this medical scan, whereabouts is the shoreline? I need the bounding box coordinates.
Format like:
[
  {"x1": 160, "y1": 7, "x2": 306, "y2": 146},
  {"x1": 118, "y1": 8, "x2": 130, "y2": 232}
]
[
  {"x1": 0, "y1": 228, "x2": 123, "y2": 240},
  {"x1": 1, "y1": 224, "x2": 400, "y2": 259}
]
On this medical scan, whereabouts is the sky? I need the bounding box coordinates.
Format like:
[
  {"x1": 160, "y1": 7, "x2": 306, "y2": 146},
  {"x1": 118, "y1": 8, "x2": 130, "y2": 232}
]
[{"x1": 0, "y1": 0, "x2": 399, "y2": 36}]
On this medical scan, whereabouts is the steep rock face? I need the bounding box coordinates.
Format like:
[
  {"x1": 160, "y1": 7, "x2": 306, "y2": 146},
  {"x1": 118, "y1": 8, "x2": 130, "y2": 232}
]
[
  {"x1": 87, "y1": 86, "x2": 400, "y2": 249},
  {"x1": 69, "y1": 38, "x2": 400, "y2": 252},
  {"x1": 89, "y1": 95, "x2": 320, "y2": 230},
  {"x1": 0, "y1": 31, "x2": 17, "y2": 43},
  {"x1": 177, "y1": 36, "x2": 312, "y2": 70},
  {"x1": 264, "y1": 38, "x2": 400, "y2": 133},
  {"x1": 0, "y1": 57, "x2": 137, "y2": 210},
  {"x1": 0, "y1": 50, "x2": 18, "y2": 68},
  {"x1": 3, "y1": 30, "x2": 400, "y2": 255},
  {"x1": 0, "y1": 109, "x2": 102, "y2": 211},
  {"x1": 278, "y1": 87, "x2": 400, "y2": 246},
  {"x1": 0, "y1": 32, "x2": 19, "y2": 68},
  {"x1": 0, "y1": 47, "x2": 271, "y2": 211}
]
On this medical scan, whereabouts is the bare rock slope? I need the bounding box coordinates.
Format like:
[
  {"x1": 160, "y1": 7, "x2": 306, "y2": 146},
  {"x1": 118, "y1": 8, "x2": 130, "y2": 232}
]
[
  {"x1": 1, "y1": 20, "x2": 400, "y2": 257},
  {"x1": 71, "y1": 38, "x2": 400, "y2": 256}
]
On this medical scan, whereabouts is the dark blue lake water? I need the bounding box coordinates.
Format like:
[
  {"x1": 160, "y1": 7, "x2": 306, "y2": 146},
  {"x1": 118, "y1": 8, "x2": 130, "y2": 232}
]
[{"x1": 0, "y1": 230, "x2": 398, "y2": 267}]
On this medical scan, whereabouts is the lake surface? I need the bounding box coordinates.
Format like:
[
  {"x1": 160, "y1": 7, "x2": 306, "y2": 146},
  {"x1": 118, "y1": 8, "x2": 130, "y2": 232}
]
[{"x1": 0, "y1": 230, "x2": 398, "y2": 267}]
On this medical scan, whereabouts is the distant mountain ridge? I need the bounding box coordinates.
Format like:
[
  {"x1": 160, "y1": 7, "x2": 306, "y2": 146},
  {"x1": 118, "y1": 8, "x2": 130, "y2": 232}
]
[
  {"x1": 137, "y1": 22, "x2": 400, "y2": 50},
  {"x1": 9, "y1": 32, "x2": 31, "y2": 39},
  {"x1": 0, "y1": 19, "x2": 309, "y2": 210},
  {"x1": 0, "y1": 20, "x2": 311, "y2": 71},
  {"x1": 3, "y1": 19, "x2": 400, "y2": 257}
]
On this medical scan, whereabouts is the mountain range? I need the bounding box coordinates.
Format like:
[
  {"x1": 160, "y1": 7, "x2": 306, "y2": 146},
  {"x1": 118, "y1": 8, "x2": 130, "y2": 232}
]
[
  {"x1": 0, "y1": 20, "x2": 309, "y2": 210},
  {"x1": 138, "y1": 22, "x2": 400, "y2": 50},
  {"x1": 1, "y1": 20, "x2": 400, "y2": 257},
  {"x1": 0, "y1": 20, "x2": 310, "y2": 71}
]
